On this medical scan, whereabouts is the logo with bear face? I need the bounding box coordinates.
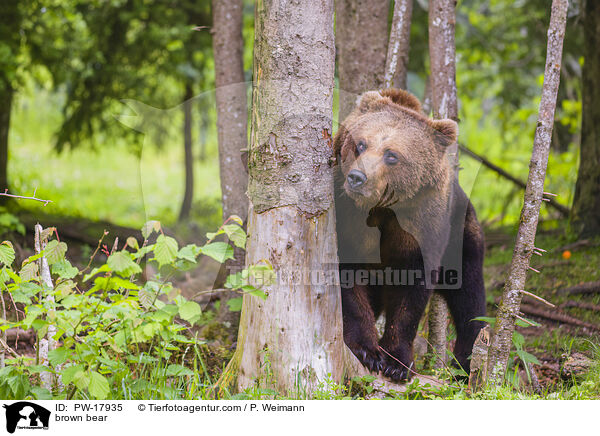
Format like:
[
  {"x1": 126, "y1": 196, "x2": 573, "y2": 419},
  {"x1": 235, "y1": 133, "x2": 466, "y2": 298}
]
[{"x1": 2, "y1": 402, "x2": 51, "y2": 434}]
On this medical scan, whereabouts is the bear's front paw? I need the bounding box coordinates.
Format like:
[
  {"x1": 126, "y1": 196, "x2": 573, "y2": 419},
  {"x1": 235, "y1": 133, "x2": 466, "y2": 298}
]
[
  {"x1": 380, "y1": 349, "x2": 414, "y2": 382},
  {"x1": 348, "y1": 342, "x2": 384, "y2": 374}
]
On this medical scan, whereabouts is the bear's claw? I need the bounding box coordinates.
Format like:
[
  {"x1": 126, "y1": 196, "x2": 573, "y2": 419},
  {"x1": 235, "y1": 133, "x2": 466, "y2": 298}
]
[{"x1": 350, "y1": 344, "x2": 384, "y2": 374}]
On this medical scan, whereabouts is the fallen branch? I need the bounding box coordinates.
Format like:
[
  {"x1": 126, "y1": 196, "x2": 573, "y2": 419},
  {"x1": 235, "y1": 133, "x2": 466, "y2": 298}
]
[
  {"x1": 556, "y1": 281, "x2": 600, "y2": 296},
  {"x1": 459, "y1": 144, "x2": 570, "y2": 217},
  {"x1": 520, "y1": 303, "x2": 600, "y2": 331},
  {"x1": 561, "y1": 300, "x2": 600, "y2": 312}
]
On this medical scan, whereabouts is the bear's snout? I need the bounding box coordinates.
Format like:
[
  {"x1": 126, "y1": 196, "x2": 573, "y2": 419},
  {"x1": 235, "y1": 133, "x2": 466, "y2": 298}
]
[{"x1": 347, "y1": 169, "x2": 367, "y2": 189}]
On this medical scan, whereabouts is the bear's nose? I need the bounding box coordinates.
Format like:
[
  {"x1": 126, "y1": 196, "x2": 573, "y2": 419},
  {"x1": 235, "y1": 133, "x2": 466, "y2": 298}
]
[{"x1": 347, "y1": 170, "x2": 367, "y2": 189}]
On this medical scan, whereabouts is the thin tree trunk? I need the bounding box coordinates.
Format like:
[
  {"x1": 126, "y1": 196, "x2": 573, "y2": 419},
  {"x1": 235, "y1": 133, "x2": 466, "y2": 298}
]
[
  {"x1": 178, "y1": 83, "x2": 194, "y2": 222},
  {"x1": 212, "y1": 0, "x2": 249, "y2": 326},
  {"x1": 35, "y1": 225, "x2": 60, "y2": 392},
  {"x1": 426, "y1": 0, "x2": 458, "y2": 368},
  {"x1": 570, "y1": 0, "x2": 600, "y2": 237},
  {"x1": 485, "y1": 0, "x2": 568, "y2": 386},
  {"x1": 336, "y1": 0, "x2": 390, "y2": 120},
  {"x1": 0, "y1": 85, "x2": 12, "y2": 194},
  {"x1": 221, "y1": 0, "x2": 345, "y2": 395},
  {"x1": 384, "y1": 0, "x2": 413, "y2": 89}
]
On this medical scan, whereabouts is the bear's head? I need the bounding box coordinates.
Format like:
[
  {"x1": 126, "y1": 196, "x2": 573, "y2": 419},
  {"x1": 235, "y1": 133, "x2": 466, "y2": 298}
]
[{"x1": 333, "y1": 88, "x2": 458, "y2": 209}]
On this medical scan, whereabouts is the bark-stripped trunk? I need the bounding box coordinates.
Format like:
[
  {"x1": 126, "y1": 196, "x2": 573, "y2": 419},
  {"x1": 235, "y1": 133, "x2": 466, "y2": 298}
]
[
  {"x1": 222, "y1": 0, "x2": 345, "y2": 395},
  {"x1": 384, "y1": 0, "x2": 413, "y2": 89},
  {"x1": 571, "y1": 0, "x2": 600, "y2": 237},
  {"x1": 0, "y1": 85, "x2": 12, "y2": 194},
  {"x1": 212, "y1": 0, "x2": 249, "y2": 325},
  {"x1": 486, "y1": 0, "x2": 568, "y2": 385},
  {"x1": 178, "y1": 83, "x2": 194, "y2": 221},
  {"x1": 426, "y1": 0, "x2": 458, "y2": 368},
  {"x1": 336, "y1": 0, "x2": 390, "y2": 120}
]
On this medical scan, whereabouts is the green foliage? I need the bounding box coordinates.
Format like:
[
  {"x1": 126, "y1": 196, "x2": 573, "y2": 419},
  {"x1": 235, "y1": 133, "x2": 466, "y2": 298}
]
[{"x1": 0, "y1": 219, "x2": 271, "y2": 400}]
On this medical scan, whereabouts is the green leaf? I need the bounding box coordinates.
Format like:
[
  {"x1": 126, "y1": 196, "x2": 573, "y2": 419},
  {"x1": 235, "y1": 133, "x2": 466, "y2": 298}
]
[
  {"x1": 154, "y1": 235, "x2": 179, "y2": 267},
  {"x1": 54, "y1": 280, "x2": 75, "y2": 299},
  {"x1": 52, "y1": 259, "x2": 78, "y2": 279},
  {"x1": 19, "y1": 262, "x2": 39, "y2": 281},
  {"x1": 48, "y1": 347, "x2": 71, "y2": 366},
  {"x1": 138, "y1": 287, "x2": 156, "y2": 309},
  {"x1": 0, "y1": 241, "x2": 15, "y2": 266},
  {"x1": 30, "y1": 386, "x2": 52, "y2": 400},
  {"x1": 61, "y1": 364, "x2": 85, "y2": 385},
  {"x1": 108, "y1": 251, "x2": 142, "y2": 276},
  {"x1": 88, "y1": 371, "x2": 110, "y2": 399},
  {"x1": 165, "y1": 364, "x2": 194, "y2": 376},
  {"x1": 201, "y1": 242, "x2": 234, "y2": 263},
  {"x1": 222, "y1": 224, "x2": 246, "y2": 249},
  {"x1": 141, "y1": 220, "x2": 161, "y2": 239},
  {"x1": 248, "y1": 289, "x2": 268, "y2": 300},
  {"x1": 177, "y1": 244, "x2": 201, "y2": 262},
  {"x1": 227, "y1": 297, "x2": 243, "y2": 312},
  {"x1": 126, "y1": 237, "x2": 139, "y2": 250},
  {"x1": 178, "y1": 301, "x2": 202, "y2": 323},
  {"x1": 44, "y1": 240, "x2": 68, "y2": 265},
  {"x1": 83, "y1": 264, "x2": 110, "y2": 282}
]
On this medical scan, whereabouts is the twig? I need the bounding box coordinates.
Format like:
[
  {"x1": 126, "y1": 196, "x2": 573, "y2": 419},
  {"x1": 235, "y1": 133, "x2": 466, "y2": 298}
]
[
  {"x1": 0, "y1": 337, "x2": 20, "y2": 359},
  {"x1": 519, "y1": 290, "x2": 556, "y2": 308},
  {"x1": 79, "y1": 230, "x2": 109, "y2": 276},
  {"x1": 0, "y1": 189, "x2": 52, "y2": 205}
]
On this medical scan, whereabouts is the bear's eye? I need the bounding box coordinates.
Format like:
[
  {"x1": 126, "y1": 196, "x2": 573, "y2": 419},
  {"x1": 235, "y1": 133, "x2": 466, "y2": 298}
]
[
  {"x1": 356, "y1": 140, "x2": 367, "y2": 155},
  {"x1": 383, "y1": 150, "x2": 399, "y2": 165}
]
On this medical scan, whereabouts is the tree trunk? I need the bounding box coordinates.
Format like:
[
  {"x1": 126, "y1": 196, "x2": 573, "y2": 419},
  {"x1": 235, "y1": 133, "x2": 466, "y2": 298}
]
[
  {"x1": 0, "y1": 85, "x2": 12, "y2": 194},
  {"x1": 426, "y1": 0, "x2": 458, "y2": 368},
  {"x1": 178, "y1": 83, "x2": 194, "y2": 221},
  {"x1": 570, "y1": 0, "x2": 600, "y2": 237},
  {"x1": 384, "y1": 0, "x2": 413, "y2": 89},
  {"x1": 336, "y1": 0, "x2": 390, "y2": 120},
  {"x1": 223, "y1": 0, "x2": 345, "y2": 395},
  {"x1": 212, "y1": 0, "x2": 249, "y2": 326},
  {"x1": 485, "y1": 0, "x2": 568, "y2": 386}
]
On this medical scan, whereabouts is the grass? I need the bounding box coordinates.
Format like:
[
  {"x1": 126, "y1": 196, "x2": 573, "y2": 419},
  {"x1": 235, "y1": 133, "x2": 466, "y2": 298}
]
[{"x1": 9, "y1": 88, "x2": 222, "y2": 231}]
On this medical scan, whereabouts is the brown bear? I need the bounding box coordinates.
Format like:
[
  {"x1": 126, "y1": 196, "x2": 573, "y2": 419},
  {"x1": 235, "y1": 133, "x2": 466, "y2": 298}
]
[{"x1": 333, "y1": 88, "x2": 486, "y2": 381}]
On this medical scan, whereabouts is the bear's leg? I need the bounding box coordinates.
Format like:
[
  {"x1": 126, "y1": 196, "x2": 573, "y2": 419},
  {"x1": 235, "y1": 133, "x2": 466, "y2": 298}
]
[
  {"x1": 342, "y1": 283, "x2": 384, "y2": 373},
  {"x1": 379, "y1": 286, "x2": 431, "y2": 381},
  {"x1": 441, "y1": 215, "x2": 486, "y2": 373}
]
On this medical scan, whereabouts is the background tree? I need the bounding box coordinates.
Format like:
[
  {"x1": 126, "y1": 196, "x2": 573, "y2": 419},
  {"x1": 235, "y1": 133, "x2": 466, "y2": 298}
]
[
  {"x1": 222, "y1": 0, "x2": 345, "y2": 394},
  {"x1": 570, "y1": 0, "x2": 600, "y2": 237},
  {"x1": 211, "y1": 0, "x2": 249, "y2": 325},
  {"x1": 426, "y1": 0, "x2": 459, "y2": 368},
  {"x1": 486, "y1": 0, "x2": 568, "y2": 385},
  {"x1": 335, "y1": 0, "x2": 390, "y2": 120}
]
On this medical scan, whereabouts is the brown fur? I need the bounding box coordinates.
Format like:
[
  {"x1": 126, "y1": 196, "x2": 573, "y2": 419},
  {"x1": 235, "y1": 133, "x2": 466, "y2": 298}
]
[{"x1": 334, "y1": 88, "x2": 486, "y2": 381}]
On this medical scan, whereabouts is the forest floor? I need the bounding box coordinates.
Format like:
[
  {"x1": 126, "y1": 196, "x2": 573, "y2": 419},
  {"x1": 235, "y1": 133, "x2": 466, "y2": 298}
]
[{"x1": 3, "y1": 209, "x2": 599, "y2": 399}]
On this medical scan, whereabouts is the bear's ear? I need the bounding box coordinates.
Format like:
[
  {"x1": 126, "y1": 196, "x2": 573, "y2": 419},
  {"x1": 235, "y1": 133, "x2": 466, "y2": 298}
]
[
  {"x1": 379, "y1": 88, "x2": 422, "y2": 113},
  {"x1": 355, "y1": 91, "x2": 383, "y2": 113},
  {"x1": 429, "y1": 119, "x2": 458, "y2": 147}
]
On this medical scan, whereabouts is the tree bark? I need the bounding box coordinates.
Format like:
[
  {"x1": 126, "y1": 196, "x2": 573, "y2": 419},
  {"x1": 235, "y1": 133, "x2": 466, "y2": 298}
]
[
  {"x1": 178, "y1": 83, "x2": 194, "y2": 221},
  {"x1": 426, "y1": 0, "x2": 458, "y2": 368},
  {"x1": 212, "y1": 0, "x2": 249, "y2": 224},
  {"x1": 485, "y1": 0, "x2": 568, "y2": 386},
  {"x1": 0, "y1": 85, "x2": 12, "y2": 194},
  {"x1": 384, "y1": 0, "x2": 413, "y2": 89},
  {"x1": 222, "y1": 0, "x2": 345, "y2": 395},
  {"x1": 336, "y1": 0, "x2": 390, "y2": 120},
  {"x1": 570, "y1": 0, "x2": 600, "y2": 237},
  {"x1": 212, "y1": 0, "x2": 249, "y2": 326}
]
